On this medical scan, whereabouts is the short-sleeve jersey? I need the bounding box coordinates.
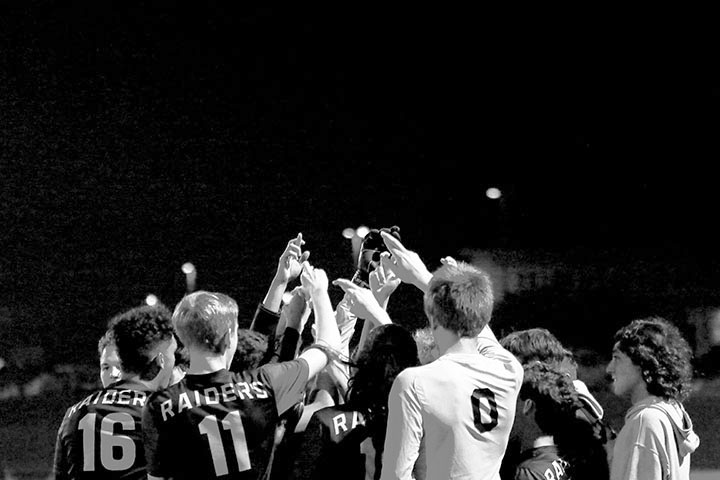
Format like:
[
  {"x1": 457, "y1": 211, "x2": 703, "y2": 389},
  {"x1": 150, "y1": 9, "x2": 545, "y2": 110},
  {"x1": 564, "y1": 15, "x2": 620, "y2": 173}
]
[
  {"x1": 142, "y1": 359, "x2": 309, "y2": 479},
  {"x1": 53, "y1": 379, "x2": 151, "y2": 480},
  {"x1": 381, "y1": 332, "x2": 523, "y2": 480},
  {"x1": 514, "y1": 446, "x2": 571, "y2": 480}
]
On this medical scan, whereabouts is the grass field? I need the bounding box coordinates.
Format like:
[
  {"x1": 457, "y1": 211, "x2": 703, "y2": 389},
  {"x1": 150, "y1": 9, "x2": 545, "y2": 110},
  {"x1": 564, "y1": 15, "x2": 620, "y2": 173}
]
[{"x1": 2, "y1": 379, "x2": 719, "y2": 479}]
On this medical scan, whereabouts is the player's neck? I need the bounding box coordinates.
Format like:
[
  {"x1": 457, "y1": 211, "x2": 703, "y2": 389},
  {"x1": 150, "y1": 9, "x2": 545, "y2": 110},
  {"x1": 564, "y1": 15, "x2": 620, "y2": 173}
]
[
  {"x1": 186, "y1": 350, "x2": 228, "y2": 374},
  {"x1": 442, "y1": 335, "x2": 480, "y2": 355}
]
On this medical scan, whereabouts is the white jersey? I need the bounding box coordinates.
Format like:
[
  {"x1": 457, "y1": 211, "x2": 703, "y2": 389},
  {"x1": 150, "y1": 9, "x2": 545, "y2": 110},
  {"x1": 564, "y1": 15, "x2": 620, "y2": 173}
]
[{"x1": 381, "y1": 328, "x2": 523, "y2": 480}]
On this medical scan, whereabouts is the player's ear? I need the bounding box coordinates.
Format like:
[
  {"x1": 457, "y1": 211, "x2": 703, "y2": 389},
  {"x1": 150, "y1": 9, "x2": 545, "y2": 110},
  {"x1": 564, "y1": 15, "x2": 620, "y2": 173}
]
[{"x1": 522, "y1": 398, "x2": 534, "y2": 415}]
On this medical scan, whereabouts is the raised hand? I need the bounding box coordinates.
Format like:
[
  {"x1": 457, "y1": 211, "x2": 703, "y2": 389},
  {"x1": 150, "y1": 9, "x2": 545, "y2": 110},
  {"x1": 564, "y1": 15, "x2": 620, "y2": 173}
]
[
  {"x1": 300, "y1": 261, "x2": 328, "y2": 297},
  {"x1": 369, "y1": 255, "x2": 402, "y2": 308},
  {"x1": 277, "y1": 233, "x2": 310, "y2": 284},
  {"x1": 332, "y1": 278, "x2": 390, "y2": 324},
  {"x1": 380, "y1": 231, "x2": 433, "y2": 292}
]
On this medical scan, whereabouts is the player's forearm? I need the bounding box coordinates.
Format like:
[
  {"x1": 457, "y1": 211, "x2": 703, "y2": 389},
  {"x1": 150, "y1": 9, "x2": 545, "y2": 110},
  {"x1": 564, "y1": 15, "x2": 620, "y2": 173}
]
[
  {"x1": 311, "y1": 290, "x2": 341, "y2": 349},
  {"x1": 262, "y1": 273, "x2": 287, "y2": 313}
]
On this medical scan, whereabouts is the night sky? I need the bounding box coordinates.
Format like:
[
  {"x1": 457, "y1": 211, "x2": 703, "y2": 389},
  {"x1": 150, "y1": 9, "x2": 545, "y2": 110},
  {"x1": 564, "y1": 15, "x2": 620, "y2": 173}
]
[{"x1": 1, "y1": 3, "x2": 717, "y2": 367}]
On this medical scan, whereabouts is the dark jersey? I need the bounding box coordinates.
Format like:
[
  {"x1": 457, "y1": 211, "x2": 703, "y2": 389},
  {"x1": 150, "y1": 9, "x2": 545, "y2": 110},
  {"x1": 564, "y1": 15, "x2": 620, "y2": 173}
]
[
  {"x1": 514, "y1": 445, "x2": 571, "y2": 480},
  {"x1": 142, "y1": 359, "x2": 309, "y2": 479},
  {"x1": 53, "y1": 379, "x2": 151, "y2": 480},
  {"x1": 290, "y1": 405, "x2": 370, "y2": 480}
]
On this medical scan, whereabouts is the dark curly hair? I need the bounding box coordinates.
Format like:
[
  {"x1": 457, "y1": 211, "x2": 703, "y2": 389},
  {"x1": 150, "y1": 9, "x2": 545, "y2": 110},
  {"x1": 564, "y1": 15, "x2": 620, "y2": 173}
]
[
  {"x1": 614, "y1": 316, "x2": 693, "y2": 402},
  {"x1": 519, "y1": 361, "x2": 583, "y2": 436},
  {"x1": 230, "y1": 329, "x2": 269, "y2": 372},
  {"x1": 346, "y1": 324, "x2": 420, "y2": 450},
  {"x1": 108, "y1": 304, "x2": 174, "y2": 380}
]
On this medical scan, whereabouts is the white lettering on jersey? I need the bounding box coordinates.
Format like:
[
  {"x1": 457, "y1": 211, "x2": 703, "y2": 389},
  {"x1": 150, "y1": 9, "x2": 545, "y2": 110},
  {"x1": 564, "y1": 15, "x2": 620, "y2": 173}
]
[
  {"x1": 236, "y1": 382, "x2": 252, "y2": 399},
  {"x1": 101, "y1": 390, "x2": 117, "y2": 404},
  {"x1": 117, "y1": 390, "x2": 131, "y2": 405},
  {"x1": 553, "y1": 460, "x2": 564, "y2": 478},
  {"x1": 177, "y1": 392, "x2": 192, "y2": 413},
  {"x1": 251, "y1": 382, "x2": 269, "y2": 399},
  {"x1": 352, "y1": 411, "x2": 362, "y2": 429},
  {"x1": 332, "y1": 413, "x2": 348, "y2": 435},
  {"x1": 222, "y1": 384, "x2": 237, "y2": 402},
  {"x1": 204, "y1": 387, "x2": 220, "y2": 405},
  {"x1": 161, "y1": 399, "x2": 175, "y2": 421}
]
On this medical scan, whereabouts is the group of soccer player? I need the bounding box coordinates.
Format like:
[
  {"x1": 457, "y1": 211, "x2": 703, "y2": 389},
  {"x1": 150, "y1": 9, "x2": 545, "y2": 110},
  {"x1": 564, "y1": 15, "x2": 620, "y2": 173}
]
[{"x1": 53, "y1": 227, "x2": 700, "y2": 479}]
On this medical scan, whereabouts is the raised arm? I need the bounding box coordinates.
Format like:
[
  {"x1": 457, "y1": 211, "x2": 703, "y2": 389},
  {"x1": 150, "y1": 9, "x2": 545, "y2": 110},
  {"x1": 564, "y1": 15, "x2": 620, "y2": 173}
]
[{"x1": 299, "y1": 262, "x2": 342, "y2": 379}]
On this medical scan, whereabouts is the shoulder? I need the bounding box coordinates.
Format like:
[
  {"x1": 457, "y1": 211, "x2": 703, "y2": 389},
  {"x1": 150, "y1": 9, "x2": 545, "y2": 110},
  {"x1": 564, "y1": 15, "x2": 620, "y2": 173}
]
[
  {"x1": 146, "y1": 382, "x2": 180, "y2": 407},
  {"x1": 514, "y1": 465, "x2": 546, "y2": 480},
  {"x1": 392, "y1": 365, "x2": 426, "y2": 389}
]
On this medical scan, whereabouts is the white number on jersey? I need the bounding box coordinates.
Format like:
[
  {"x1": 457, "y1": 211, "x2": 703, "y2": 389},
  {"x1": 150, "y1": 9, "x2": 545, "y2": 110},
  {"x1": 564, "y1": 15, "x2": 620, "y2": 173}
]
[
  {"x1": 198, "y1": 410, "x2": 251, "y2": 476},
  {"x1": 78, "y1": 412, "x2": 136, "y2": 471}
]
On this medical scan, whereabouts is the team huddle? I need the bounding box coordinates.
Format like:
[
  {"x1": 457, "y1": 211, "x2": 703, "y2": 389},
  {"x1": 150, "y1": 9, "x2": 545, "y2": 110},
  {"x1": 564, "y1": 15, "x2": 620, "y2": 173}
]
[{"x1": 53, "y1": 228, "x2": 700, "y2": 479}]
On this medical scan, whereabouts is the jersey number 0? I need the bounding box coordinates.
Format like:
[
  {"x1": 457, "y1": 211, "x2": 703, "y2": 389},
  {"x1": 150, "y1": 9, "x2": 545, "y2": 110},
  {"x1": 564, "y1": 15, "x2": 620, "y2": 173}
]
[{"x1": 471, "y1": 387, "x2": 498, "y2": 432}]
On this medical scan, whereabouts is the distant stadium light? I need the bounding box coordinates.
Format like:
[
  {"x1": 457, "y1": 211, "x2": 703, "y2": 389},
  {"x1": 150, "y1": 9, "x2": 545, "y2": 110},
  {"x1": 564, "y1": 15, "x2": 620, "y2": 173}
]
[
  {"x1": 486, "y1": 187, "x2": 502, "y2": 200},
  {"x1": 181, "y1": 262, "x2": 195, "y2": 274},
  {"x1": 145, "y1": 294, "x2": 159, "y2": 306},
  {"x1": 342, "y1": 227, "x2": 356, "y2": 239},
  {"x1": 355, "y1": 225, "x2": 370, "y2": 239}
]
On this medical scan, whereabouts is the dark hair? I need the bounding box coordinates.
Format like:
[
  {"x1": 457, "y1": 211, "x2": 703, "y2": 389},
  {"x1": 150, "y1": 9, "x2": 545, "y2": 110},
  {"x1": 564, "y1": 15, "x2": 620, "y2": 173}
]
[
  {"x1": 230, "y1": 329, "x2": 269, "y2": 372},
  {"x1": 614, "y1": 316, "x2": 693, "y2": 402},
  {"x1": 347, "y1": 324, "x2": 420, "y2": 448},
  {"x1": 424, "y1": 262, "x2": 493, "y2": 337},
  {"x1": 172, "y1": 291, "x2": 238, "y2": 354},
  {"x1": 519, "y1": 362, "x2": 583, "y2": 436},
  {"x1": 109, "y1": 304, "x2": 174, "y2": 379},
  {"x1": 500, "y1": 328, "x2": 574, "y2": 371},
  {"x1": 97, "y1": 330, "x2": 115, "y2": 358}
]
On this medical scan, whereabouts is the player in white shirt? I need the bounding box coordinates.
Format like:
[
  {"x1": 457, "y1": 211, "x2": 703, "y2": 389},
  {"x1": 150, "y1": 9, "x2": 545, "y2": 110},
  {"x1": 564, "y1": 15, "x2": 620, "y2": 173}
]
[{"x1": 377, "y1": 233, "x2": 523, "y2": 480}]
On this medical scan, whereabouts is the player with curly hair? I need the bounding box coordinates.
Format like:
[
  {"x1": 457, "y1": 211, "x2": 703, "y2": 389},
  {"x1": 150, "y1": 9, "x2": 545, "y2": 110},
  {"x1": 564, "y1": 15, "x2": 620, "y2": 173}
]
[
  {"x1": 511, "y1": 361, "x2": 583, "y2": 480},
  {"x1": 54, "y1": 304, "x2": 177, "y2": 479},
  {"x1": 606, "y1": 317, "x2": 700, "y2": 480}
]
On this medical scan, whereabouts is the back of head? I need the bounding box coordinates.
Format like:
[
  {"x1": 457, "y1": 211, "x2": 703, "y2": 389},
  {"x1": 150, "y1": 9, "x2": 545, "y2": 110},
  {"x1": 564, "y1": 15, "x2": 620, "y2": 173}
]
[
  {"x1": 521, "y1": 362, "x2": 609, "y2": 480},
  {"x1": 614, "y1": 316, "x2": 693, "y2": 402},
  {"x1": 424, "y1": 262, "x2": 494, "y2": 337},
  {"x1": 348, "y1": 324, "x2": 420, "y2": 439},
  {"x1": 172, "y1": 291, "x2": 239, "y2": 355},
  {"x1": 520, "y1": 362, "x2": 582, "y2": 437},
  {"x1": 109, "y1": 304, "x2": 174, "y2": 380},
  {"x1": 230, "y1": 329, "x2": 268, "y2": 372},
  {"x1": 500, "y1": 328, "x2": 572, "y2": 368}
]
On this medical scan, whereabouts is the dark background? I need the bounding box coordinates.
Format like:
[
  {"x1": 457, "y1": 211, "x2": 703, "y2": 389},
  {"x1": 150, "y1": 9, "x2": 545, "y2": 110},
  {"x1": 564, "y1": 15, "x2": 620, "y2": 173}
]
[{"x1": 1, "y1": 2, "x2": 717, "y2": 367}]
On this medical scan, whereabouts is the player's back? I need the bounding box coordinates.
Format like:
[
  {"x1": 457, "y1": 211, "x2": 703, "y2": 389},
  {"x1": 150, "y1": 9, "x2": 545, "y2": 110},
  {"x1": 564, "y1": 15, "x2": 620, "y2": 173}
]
[
  {"x1": 143, "y1": 360, "x2": 309, "y2": 480},
  {"x1": 399, "y1": 350, "x2": 522, "y2": 480},
  {"x1": 53, "y1": 380, "x2": 151, "y2": 480},
  {"x1": 290, "y1": 404, "x2": 369, "y2": 480}
]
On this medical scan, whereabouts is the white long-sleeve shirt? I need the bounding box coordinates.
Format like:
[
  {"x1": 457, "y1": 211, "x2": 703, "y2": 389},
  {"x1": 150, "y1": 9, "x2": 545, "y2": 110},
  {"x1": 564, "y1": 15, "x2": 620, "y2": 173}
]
[{"x1": 381, "y1": 328, "x2": 523, "y2": 480}]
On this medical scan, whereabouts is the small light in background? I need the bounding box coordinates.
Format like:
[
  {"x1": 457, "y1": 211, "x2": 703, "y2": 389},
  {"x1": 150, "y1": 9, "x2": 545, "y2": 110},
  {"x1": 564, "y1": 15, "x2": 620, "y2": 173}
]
[
  {"x1": 355, "y1": 225, "x2": 370, "y2": 239},
  {"x1": 182, "y1": 262, "x2": 197, "y2": 293},
  {"x1": 145, "y1": 294, "x2": 159, "y2": 306},
  {"x1": 342, "y1": 227, "x2": 356, "y2": 239},
  {"x1": 486, "y1": 187, "x2": 502, "y2": 200}
]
